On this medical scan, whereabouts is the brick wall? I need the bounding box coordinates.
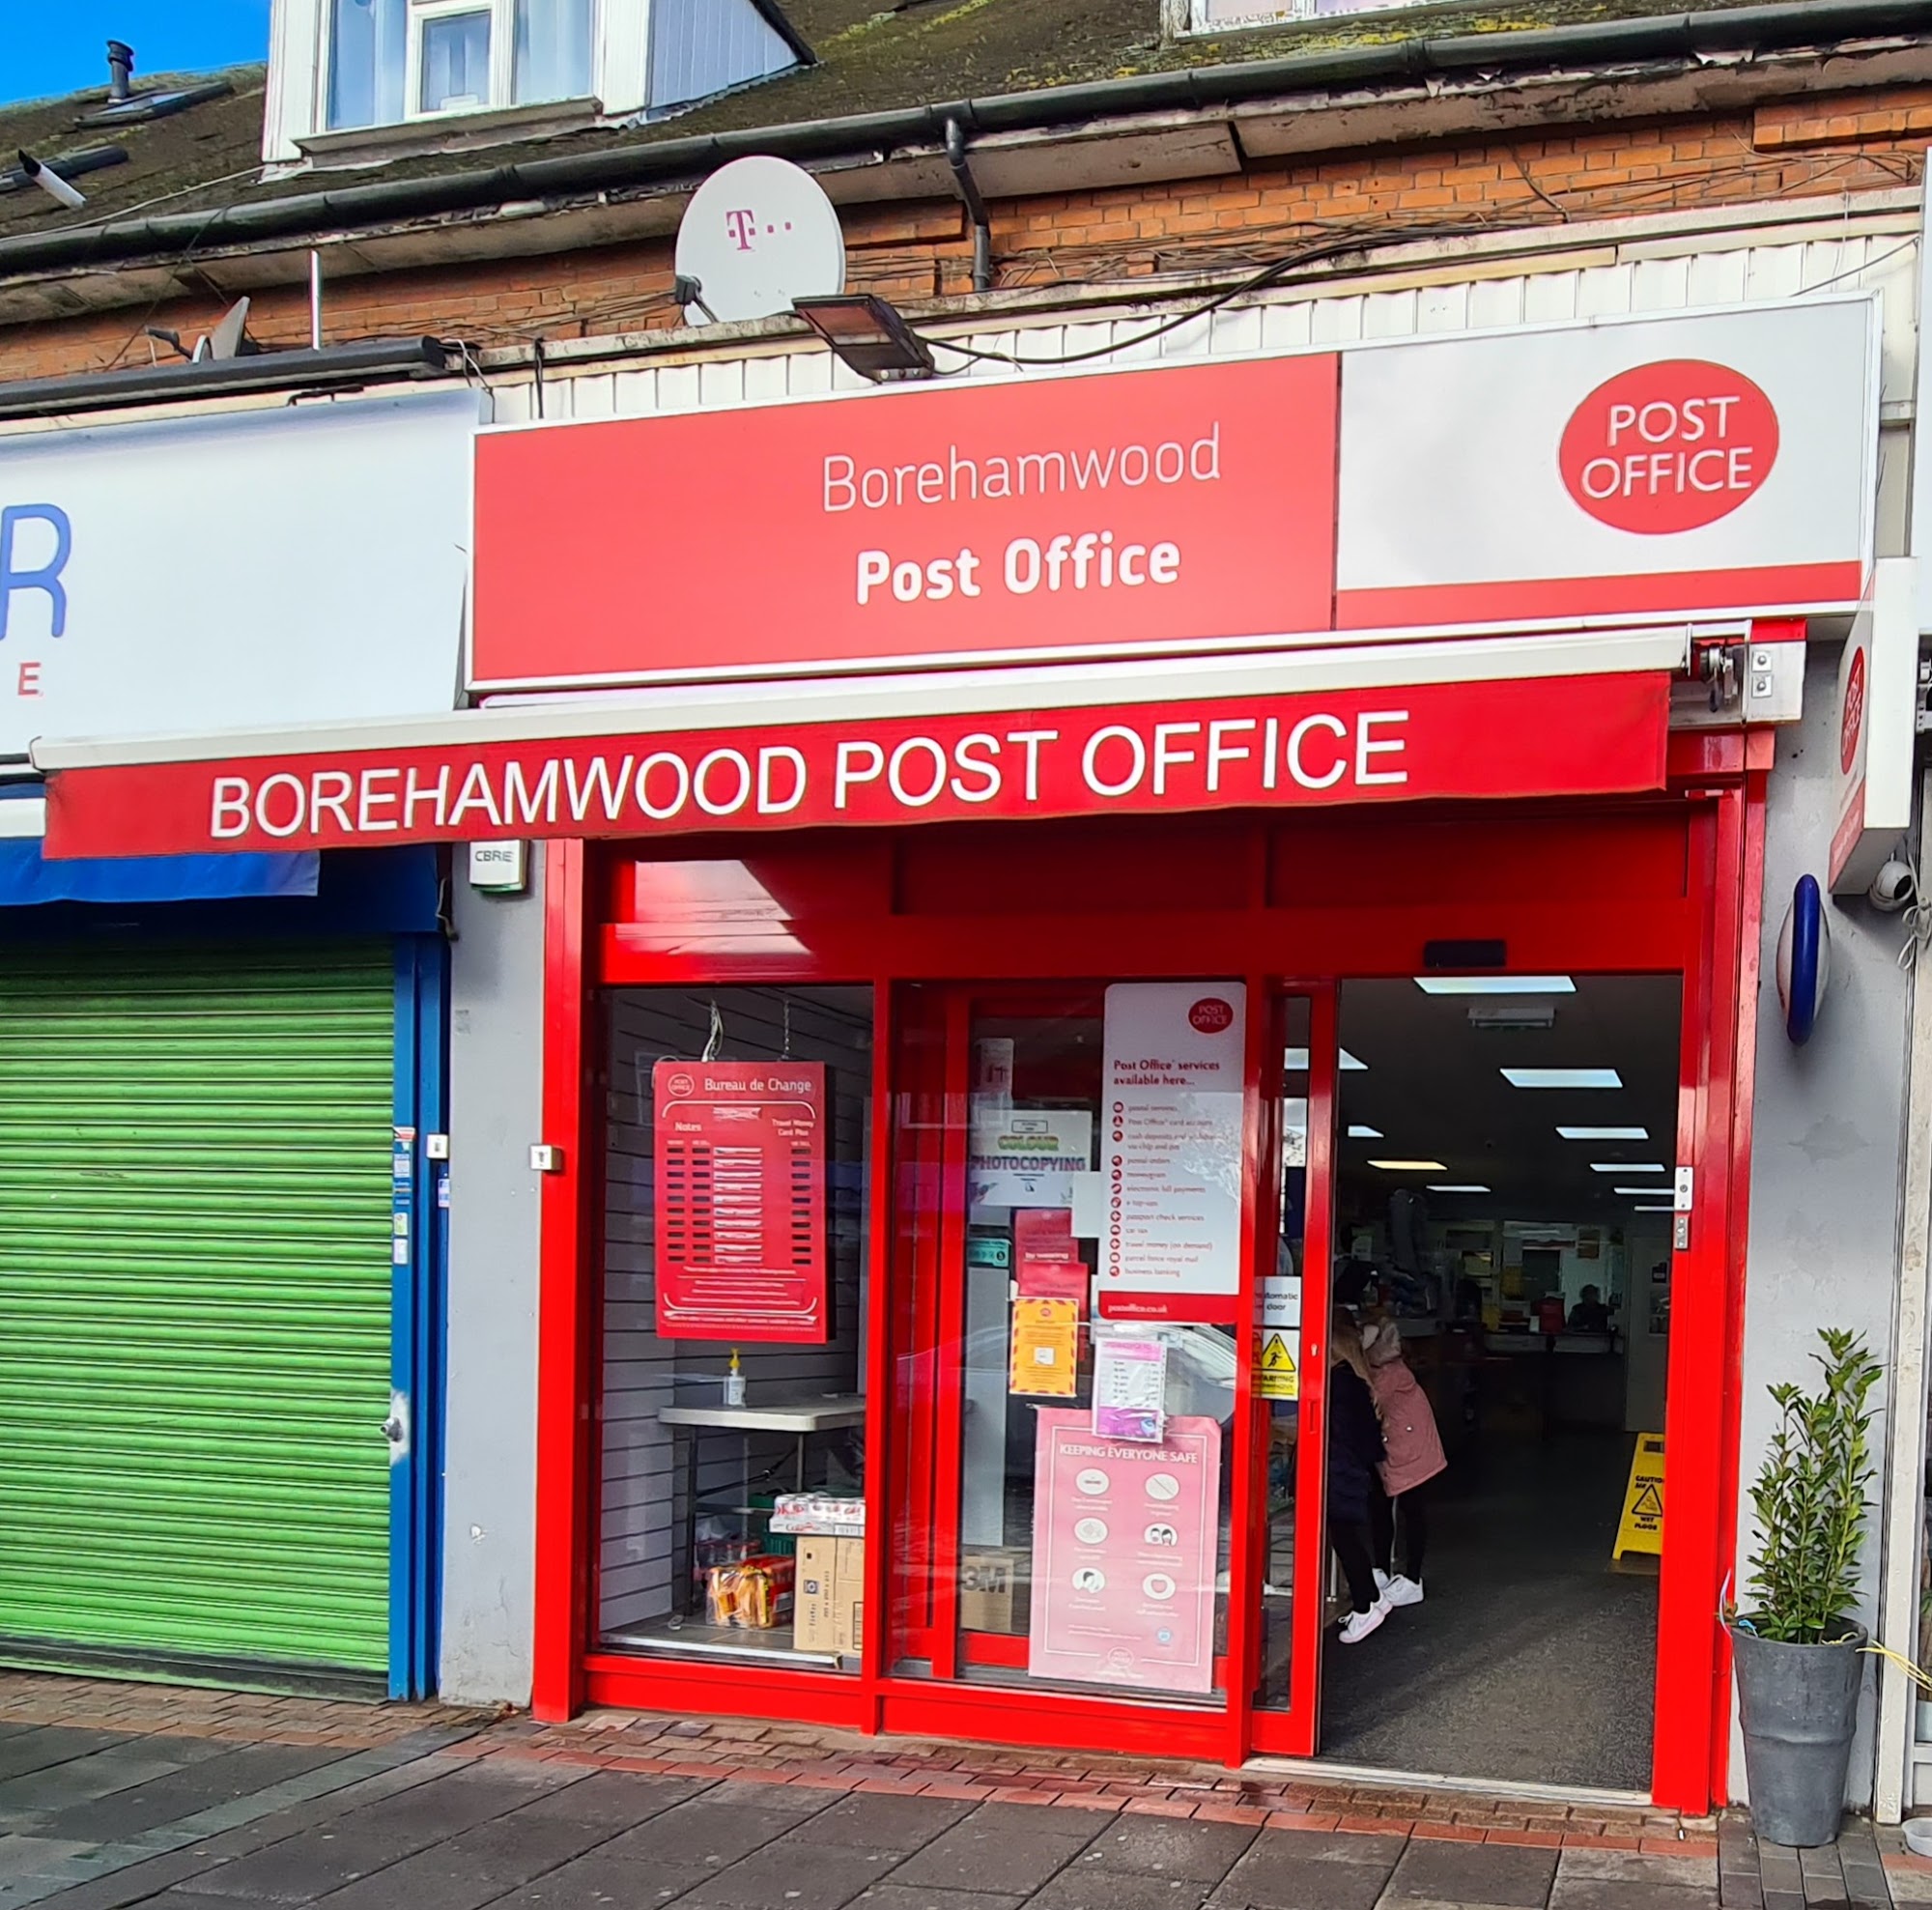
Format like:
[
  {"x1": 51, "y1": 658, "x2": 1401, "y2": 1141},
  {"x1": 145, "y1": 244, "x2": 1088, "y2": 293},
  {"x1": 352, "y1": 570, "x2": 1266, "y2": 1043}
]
[{"x1": 0, "y1": 86, "x2": 1922, "y2": 385}]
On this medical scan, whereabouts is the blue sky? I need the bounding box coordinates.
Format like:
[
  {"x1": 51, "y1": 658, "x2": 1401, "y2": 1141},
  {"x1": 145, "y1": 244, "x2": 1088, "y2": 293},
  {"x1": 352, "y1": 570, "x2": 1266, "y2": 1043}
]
[{"x1": 0, "y1": 1, "x2": 270, "y2": 106}]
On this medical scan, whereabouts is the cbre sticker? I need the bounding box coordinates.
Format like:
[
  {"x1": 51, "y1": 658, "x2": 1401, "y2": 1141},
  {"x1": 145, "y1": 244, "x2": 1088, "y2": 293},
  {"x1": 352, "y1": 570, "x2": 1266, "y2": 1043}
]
[{"x1": 1558, "y1": 359, "x2": 1779, "y2": 534}]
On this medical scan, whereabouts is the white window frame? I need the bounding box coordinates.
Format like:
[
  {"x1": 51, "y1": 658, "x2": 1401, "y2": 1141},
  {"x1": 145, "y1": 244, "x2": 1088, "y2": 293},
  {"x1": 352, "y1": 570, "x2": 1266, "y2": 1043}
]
[
  {"x1": 267, "y1": 0, "x2": 643, "y2": 158},
  {"x1": 1180, "y1": 0, "x2": 1428, "y2": 30},
  {"x1": 407, "y1": 0, "x2": 512, "y2": 119}
]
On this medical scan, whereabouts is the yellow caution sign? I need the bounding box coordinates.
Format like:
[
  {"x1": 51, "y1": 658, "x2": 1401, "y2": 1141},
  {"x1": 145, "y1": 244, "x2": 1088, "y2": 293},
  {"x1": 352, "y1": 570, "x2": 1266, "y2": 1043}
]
[
  {"x1": 1613, "y1": 1433, "x2": 1665, "y2": 1559},
  {"x1": 1257, "y1": 1331, "x2": 1298, "y2": 1401}
]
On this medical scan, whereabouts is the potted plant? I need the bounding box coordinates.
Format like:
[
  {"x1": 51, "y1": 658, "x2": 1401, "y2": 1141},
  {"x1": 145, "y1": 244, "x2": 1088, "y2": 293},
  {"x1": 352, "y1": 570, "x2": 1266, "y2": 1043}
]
[{"x1": 1729, "y1": 1328, "x2": 1883, "y2": 1848}]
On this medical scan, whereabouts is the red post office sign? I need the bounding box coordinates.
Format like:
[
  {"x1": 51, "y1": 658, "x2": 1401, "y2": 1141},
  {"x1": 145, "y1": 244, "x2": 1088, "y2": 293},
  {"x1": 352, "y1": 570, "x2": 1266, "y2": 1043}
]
[
  {"x1": 654, "y1": 1059, "x2": 828, "y2": 1343},
  {"x1": 473, "y1": 354, "x2": 1341, "y2": 689},
  {"x1": 469, "y1": 298, "x2": 1875, "y2": 694},
  {"x1": 40, "y1": 670, "x2": 1670, "y2": 859}
]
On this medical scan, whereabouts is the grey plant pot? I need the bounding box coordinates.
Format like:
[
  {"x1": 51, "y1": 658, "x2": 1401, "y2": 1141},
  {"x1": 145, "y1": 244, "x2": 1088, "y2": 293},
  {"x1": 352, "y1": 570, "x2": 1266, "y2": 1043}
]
[{"x1": 1731, "y1": 1624, "x2": 1867, "y2": 1848}]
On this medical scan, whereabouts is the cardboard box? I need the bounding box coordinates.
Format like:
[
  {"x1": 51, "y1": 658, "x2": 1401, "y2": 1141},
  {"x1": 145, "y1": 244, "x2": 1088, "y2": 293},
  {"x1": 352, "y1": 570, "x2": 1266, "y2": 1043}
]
[
  {"x1": 834, "y1": 1535, "x2": 864, "y2": 1656},
  {"x1": 958, "y1": 1545, "x2": 1032, "y2": 1635},
  {"x1": 794, "y1": 1534, "x2": 866, "y2": 1657},
  {"x1": 770, "y1": 1493, "x2": 866, "y2": 1536}
]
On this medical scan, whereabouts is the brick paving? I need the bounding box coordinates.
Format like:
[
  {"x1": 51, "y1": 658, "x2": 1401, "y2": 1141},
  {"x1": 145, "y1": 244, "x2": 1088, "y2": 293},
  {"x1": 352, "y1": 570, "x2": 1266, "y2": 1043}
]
[{"x1": 0, "y1": 1671, "x2": 1903, "y2": 1910}]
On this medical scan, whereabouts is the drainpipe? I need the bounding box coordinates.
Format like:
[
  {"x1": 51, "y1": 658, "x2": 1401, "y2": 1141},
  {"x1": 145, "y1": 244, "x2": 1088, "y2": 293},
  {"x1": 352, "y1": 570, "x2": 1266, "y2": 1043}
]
[{"x1": 945, "y1": 118, "x2": 992, "y2": 296}]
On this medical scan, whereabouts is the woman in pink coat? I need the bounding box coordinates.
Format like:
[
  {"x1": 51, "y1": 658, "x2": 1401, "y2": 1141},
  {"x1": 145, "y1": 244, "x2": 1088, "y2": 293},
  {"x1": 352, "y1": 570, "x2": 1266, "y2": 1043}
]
[{"x1": 1362, "y1": 1314, "x2": 1447, "y2": 1608}]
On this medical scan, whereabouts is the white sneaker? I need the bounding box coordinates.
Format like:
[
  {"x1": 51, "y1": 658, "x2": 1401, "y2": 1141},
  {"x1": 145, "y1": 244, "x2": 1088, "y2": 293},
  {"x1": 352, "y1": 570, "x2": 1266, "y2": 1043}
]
[
  {"x1": 1381, "y1": 1575, "x2": 1425, "y2": 1608},
  {"x1": 1337, "y1": 1600, "x2": 1389, "y2": 1644},
  {"x1": 1373, "y1": 1568, "x2": 1391, "y2": 1594}
]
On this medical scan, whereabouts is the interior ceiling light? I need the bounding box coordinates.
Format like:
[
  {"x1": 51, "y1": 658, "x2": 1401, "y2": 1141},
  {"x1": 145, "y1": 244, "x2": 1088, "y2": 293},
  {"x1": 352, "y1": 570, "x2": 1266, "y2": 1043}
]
[
  {"x1": 1558, "y1": 1126, "x2": 1649, "y2": 1141},
  {"x1": 1414, "y1": 975, "x2": 1575, "y2": 995},
  {"x1": 1339, "y1": 1049, "x2": 1367, "y2": 1071},
  {"x1": 1347, "y1": 1124, "x2": 1382, "y2": 1139},
  {"x1": 1429, "y1": 1183, "x2": 1491, "y2": 1193},
  {"x1": 1590, "y1": 1162, "x2": 1666, "y2": 1175},
  {"x1": 1284, "y1": 1047, "x2": 1308, "y2": 1070},
  {"x1": 1368, "y1": 1159, "x2": 1446, "y2": 1172},
  {"x1": 1615, "y1": 1185, "x2": 1673, "y2": 1195},
  {"x1": 1502, "y1": 1067, "x2": 1623, "y2": 1089},
  {"x1": 1634, "y1": 1203, "x2": 1676, "y2": 1212}
]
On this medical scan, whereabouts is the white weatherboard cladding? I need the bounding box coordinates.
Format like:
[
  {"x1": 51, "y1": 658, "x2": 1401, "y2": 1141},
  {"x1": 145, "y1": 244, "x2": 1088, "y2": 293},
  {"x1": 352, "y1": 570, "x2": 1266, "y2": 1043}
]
[
  {"x1": 0, "y1": 386, "x2": 477, "y2": 756},
  {"x1": 497, "y1": 232, "x2": 1918, "y2": 436},
  {"x1": 648, "y1": 0, "x2": 796, "y2": 112},
  {"x1": 1334, "y1": 299, "x2": 1876, "y2": 596}
]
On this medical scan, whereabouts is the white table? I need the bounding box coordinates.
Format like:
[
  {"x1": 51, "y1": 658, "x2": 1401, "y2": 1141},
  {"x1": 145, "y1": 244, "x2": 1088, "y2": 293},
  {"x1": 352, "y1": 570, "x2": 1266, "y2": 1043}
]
[{"x1": 660, "y1": 1395, "x2": 867, "y2": 1613}]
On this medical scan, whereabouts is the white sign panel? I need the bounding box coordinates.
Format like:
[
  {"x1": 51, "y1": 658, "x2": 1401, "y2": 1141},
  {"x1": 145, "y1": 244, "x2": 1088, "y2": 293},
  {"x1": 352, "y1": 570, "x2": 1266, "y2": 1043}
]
[
  {"x1": 969, "y1": 1108, "x2": 1094, "y2": 1211},
  {"x1": 1337, "y1": 298, "x2": 1877, "y2": 629},
  {"x1": 1261, "y1": 1274, "x2": 1301, "y2": 1332},
  {"x1": 1831, "y1": 556, "x2": 1918, "y2": 895},
  {"x1": 1099, "y1": 982, "x2": 1246, "y2": 1324},
  {"x1": 0, "y1": 387, "x2": 477, "y2": 759}
]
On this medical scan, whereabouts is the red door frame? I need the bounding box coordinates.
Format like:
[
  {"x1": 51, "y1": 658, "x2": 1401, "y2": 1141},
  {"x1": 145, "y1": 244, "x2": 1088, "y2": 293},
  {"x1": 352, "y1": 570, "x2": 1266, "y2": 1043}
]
[{"x1": 529, "y1": 756, "x2": 1764, "y2": 1810}]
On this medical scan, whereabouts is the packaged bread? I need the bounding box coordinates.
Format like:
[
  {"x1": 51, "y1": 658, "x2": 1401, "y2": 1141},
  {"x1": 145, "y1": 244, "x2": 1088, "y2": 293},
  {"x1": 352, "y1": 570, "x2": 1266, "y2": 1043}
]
[{"x1": 705, "y1": 1554, "x2": 796, "y2": 1628}]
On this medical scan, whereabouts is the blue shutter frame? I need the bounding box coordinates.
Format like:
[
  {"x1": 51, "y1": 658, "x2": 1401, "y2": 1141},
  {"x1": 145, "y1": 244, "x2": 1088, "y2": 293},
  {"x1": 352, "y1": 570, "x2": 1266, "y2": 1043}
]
[{"x1": 390, "y1": 934, "x2": 449, "y2": 1700}]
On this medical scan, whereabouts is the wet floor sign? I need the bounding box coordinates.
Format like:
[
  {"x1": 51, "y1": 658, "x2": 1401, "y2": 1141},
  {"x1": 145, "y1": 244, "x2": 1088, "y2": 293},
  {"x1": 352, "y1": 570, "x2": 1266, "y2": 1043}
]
[
  {"x1": 1612, "y1": 1433, "x2": 1664, "y2": 1559},
  {"x1": 1256, "y1": 1332, "x2": 1298, "y2": 1400}
]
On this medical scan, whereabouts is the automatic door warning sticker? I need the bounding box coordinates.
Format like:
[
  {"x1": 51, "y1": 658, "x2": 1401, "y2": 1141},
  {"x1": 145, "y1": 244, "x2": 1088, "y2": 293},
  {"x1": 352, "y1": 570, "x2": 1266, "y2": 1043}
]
[
  {"x1": 1613, "y1": 1434, "x2": 1665, "y2": 1559},
  {"x1": 1257, "y1": 1332, "x2": 1298, "y2": 1401}
]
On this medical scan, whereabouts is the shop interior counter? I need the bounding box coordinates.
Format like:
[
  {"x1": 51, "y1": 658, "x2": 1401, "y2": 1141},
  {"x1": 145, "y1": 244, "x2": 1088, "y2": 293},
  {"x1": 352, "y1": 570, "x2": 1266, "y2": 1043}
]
[
  {"x1": 659, "y1": 1396, "x2": 869, "y2": 1437},
  {"x1": 658, "y1": 1394, "x2": 868, "y2": 1623},
  {"x1": 1480, "y1": 1331, "x2": 1626, "y2": 1434}
]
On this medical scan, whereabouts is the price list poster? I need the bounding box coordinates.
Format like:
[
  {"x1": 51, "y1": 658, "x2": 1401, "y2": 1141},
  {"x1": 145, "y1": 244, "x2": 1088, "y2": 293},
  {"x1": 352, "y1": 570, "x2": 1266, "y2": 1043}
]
[{"x1": 653, "y1": 1060, "x2": 829, "y2": 1342}]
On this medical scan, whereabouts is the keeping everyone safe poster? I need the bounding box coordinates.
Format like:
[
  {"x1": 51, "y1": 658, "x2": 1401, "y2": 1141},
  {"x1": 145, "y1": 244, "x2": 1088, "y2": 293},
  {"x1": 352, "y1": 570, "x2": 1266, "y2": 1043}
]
[{"x1": 1030, "y1": 1408, "x2": 1221, "y2": 1695}]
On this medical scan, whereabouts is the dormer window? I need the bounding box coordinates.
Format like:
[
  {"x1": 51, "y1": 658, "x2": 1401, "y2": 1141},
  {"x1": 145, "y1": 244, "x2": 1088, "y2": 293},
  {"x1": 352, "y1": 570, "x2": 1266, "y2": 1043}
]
[
  {"x1": 267, "y1": 0, "x2": 809, "y2": 162},
  {"x1": 1187, "y1": 0, "x2": 1424, "y2": 24},
  {"x1": 326, "y1": 0, "x2": 593, "y2": 128}
]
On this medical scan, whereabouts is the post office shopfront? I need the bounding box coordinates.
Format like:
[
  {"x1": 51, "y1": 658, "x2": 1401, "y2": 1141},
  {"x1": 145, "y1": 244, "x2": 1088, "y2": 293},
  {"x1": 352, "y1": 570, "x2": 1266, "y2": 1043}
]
[{"x1": 37, "y1": 293, "x2": 1890, "y2": 1810}]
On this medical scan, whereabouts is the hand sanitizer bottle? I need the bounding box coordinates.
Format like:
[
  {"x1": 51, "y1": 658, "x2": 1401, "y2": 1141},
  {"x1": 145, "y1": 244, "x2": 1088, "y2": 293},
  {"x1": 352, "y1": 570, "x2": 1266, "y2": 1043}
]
[{"x1": 724, "y1": 1348, "x2": 746, "y2": 1408}]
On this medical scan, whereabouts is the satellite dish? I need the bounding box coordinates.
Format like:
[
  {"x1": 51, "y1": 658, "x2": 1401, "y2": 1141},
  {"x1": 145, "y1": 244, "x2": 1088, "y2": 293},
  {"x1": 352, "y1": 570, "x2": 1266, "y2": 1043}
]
[
  {"x1": 674, "y1": 156, "x2": 844, "y2": 327},
  {"x1": 209, "y1": 296, "x2": 253, "y2": 360}
]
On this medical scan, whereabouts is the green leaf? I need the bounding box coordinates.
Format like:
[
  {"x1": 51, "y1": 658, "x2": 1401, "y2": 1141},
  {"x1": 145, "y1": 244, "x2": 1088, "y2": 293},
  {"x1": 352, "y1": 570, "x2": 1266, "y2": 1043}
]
[{"x1": 1743, "y1": 1329, "x2": 1882, "y2": 1642}]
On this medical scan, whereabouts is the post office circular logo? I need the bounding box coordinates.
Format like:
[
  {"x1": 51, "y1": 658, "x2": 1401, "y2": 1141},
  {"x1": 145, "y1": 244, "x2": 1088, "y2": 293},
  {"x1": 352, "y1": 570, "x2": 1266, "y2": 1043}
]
[
  {"x1": 1840, "y1": 645, "x2": 1866, "y2": 776},
  {"x1": 1188, "y1": 997, "x2": 1235, "y2": 1035},
  {"x1": 1558, "y1": 359, "x2": 1779, "y2": 534}
]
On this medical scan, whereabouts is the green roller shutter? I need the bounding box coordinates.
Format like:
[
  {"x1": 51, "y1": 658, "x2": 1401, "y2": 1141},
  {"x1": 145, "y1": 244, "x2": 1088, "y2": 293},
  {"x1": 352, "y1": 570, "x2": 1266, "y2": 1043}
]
[{"x1": 0, "y1": 942, "x2": 396, "y2": 1681}]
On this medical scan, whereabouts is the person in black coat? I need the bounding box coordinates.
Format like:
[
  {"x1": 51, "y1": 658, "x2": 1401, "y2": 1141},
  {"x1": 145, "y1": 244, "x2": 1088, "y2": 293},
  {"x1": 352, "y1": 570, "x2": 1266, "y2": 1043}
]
[{"x1": 1327, "y1": 1308, "x2": 1389, "y2": 1644}]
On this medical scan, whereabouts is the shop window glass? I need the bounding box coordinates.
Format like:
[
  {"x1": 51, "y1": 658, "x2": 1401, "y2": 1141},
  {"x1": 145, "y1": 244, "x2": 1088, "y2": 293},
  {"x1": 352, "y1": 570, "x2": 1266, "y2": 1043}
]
[
  {"x1": 513, "y1": 0, "x2": 593, "y2": 101},
  {"x1": 420, "y1": 10, "x2": 493, "y2": 111},
  {"x1": 327, "y1": 0, "x2": 407, "y2": 128},
  {"x1": 892, "y1": 984, "x2": 1256, "y2": 1708},
  {"x1": 596, "y1": 985, "x2": 872, "y2": 1671}
]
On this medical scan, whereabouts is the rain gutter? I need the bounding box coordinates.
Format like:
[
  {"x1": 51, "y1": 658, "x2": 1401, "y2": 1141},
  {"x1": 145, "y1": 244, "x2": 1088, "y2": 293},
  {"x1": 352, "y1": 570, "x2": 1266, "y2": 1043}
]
[{"x1": 0, "y1": 0, "x2": 1925, "y2": 277}]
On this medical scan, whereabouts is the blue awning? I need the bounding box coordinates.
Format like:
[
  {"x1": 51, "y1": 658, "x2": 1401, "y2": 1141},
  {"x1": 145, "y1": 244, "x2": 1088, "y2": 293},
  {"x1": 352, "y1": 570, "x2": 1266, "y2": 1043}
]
[{"x1": 0, "y1": 841, "x2": 319, "y2": 906}]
